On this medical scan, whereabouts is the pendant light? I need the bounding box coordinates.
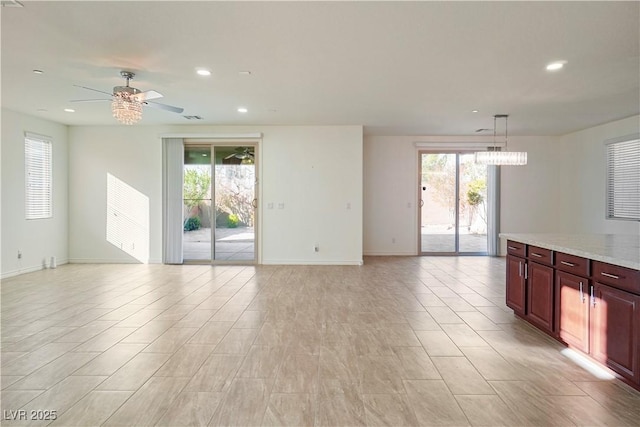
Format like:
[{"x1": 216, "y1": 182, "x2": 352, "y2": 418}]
[{"x1": 475, "y1": 114, "x2": 527, "y2": 165}]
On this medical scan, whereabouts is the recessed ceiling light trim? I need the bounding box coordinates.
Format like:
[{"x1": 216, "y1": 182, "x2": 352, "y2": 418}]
[
  {"x1": 546, "y1": 60, "x2": 567, "y2": 71},
  {"x1": 196, "y1": 68, "x2": 211, "y2": 76},
  {"x1": 32, "y1": 69, "x2": 44, "y2": 74},
  {"x1": 237, "y1": 107, "x2": 248, "y2": 113}
]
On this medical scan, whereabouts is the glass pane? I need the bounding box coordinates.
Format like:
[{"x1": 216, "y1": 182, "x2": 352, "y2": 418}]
[
  {"x1": 459, "y1": 153, "x2": 488, "y2": 253},
  {"x1": 214, "y1": 146, "x2": 255, "y2": 261},
  {"x1": 183, "y1": 147, "x2": 212, "y2": 261},
  {"x1": 421, "y1": 153, "x2": 456, "y2": 253}
]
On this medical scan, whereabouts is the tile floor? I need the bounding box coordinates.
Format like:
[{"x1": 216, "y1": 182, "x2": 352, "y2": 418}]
[{"x1": 2, "y1": 256, "x2": 640, "y2": 426}]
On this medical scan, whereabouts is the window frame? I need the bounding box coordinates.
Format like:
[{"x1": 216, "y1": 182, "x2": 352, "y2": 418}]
[
  {"x1": 605, "y1": 133, "x2": 640, "y2": 222},
  {"x1": 24, "y1": 132, "x2": 53, "y2": 220}
]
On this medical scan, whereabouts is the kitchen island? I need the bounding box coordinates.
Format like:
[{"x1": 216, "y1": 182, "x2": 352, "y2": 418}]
[{"x1": 500, "y1": 233, "x2": 640, "y2": 389}]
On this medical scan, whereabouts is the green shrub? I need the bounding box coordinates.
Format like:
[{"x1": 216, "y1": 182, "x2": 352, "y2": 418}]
[
  {"x1": 184, "y1": 216, "x2": 201, "y2": 231},
  {"x1": 467, "y1": 179, "x2": 486, "y2": 206},
  {"x1": 227, "y1": 213, "x2": 239, "y2": 228}
]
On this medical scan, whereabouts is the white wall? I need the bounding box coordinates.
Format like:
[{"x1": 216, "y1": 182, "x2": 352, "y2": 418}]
[
  {"x1": 1, "y1": 109, "x2": 69, "y2": 278},
  {"x1": 363, "y1": 136, "x2": 419, "y2": 255},
  {"x1": 499, "y1": 136, "x2": 565, "y2": 234},
  {"x1": 68, "y1": 125, "x2": 363, "y2": 265},
  {"x1": 363, "y1": 135, "x2": 563, "y2": 256},
  {"x1": 558, "y1": 115, "x2": 640, "y2": 235}
]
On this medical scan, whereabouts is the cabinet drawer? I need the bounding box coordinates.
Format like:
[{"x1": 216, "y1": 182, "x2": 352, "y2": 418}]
[
  {"x1": 555, "y1": 252, "x2": 589, "y2": 277},
  {"x1": 593, "y1": 261, "x2": 640, "y2": 295},
  {"x1": 527, "y1": 246, "x2": 553, "y2": 266},
  {"x1": 507, "y1": 240, "x2": 526, "y2": 257}
]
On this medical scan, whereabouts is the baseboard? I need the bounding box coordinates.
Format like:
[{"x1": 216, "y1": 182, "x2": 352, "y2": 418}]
[
  {"x1": 68, "y1": 258, "x2": 141, "y2": 264},
  {"x1": 363, "y1": 251, "x2": 416, "y2": 256},
  {"x1": 261, "y1": 259, "x2": 364, "y2": 266},
  {"x1": 68, "y1": 258, "x2": 162, "y2": 264},
  {"x1": 1, "y1": 259, "x2": 69, "y2": 279}
]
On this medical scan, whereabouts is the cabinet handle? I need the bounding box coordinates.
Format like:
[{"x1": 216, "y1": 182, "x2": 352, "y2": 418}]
[
  {"x1": 508, "y1": 246, "x2": 518, "y2": 251},
  {"x1": 530, "y1": 253, "x2": 543, "y2": 258},
  {"x1": 524, "y1": 263, "x2": 528, "y2": 280},
  {"x1": 601, "y1": 272, "x2": 620, "y2": 280},
  {"x1": 518, "y1": 261, "x2": 522, "y2": 277},
  {"x1": 579, "y1": 282, "x2": 585, "y2": 303},
  {"x1": 560, "y1": 261, "x2": 576, "y2": 267},
  {"x1": 591, "y1": 286, "x2": 596, "y2": 307}
]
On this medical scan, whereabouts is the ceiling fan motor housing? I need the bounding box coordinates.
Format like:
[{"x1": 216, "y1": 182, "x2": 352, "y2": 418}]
[{"x1": 113, "y1": 86, "x2": 141, "y2": 96}]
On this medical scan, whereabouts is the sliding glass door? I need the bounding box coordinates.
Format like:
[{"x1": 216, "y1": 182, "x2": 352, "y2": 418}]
[
  {"x1": 183, "y1": 145, "x2": 256, "y2": 263},
  {"x1": 420, "y1": 152, "x2": 488, "y2": 255}
]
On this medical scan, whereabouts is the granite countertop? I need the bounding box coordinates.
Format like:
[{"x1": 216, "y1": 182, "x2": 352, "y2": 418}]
[{"x1": 499, "y1": 233, "x2": 640, "y2": 270}]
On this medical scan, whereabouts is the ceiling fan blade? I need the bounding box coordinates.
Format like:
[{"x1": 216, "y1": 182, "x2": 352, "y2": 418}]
[
  {"x1": 132, "y1": 90, "x2": 163, "y2": 102},
  {"x1": 74, "y1": 84, "x2": 113, "y2": 97},
  {"x1": 144, "y1": 101, "x2": 184, "y2": 114},
  {"x1": 70, "y1": 98, "x2": 111, "y2": 103}
]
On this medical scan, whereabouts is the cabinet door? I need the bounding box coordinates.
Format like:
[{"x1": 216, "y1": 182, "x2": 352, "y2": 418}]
[
  {"x1": 506, "y1": 255, "x2": 526, "y2": 316},
  {"x1": 527, "y1": 261, "x2": 555, "y2": 333},
  {"x1": 590, "y1": 283, "x2": 640, "y2": 384},
  {"x1": 556, "y1": 271, "x2": 589, "y2": 352}
]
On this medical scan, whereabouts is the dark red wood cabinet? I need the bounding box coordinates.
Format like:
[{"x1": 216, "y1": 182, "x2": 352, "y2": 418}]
[
  {"x1": 506, "y1": 241, "x2": 640, "y2": 390},
  {"x1": 506, "y1": 254, "x2": 526, "y2": 316},
  {"x1": 556, "y1": 270, "x2": 590, "y2": 353},
  {"x1": 527, "y1": 261, "x2": 555, "y2": 333},
  {"x1": 590, "y1": 282, "x2": 640, "y2": 384}
]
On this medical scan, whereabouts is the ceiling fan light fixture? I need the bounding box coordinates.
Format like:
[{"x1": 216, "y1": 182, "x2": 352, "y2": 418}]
[{"x1": 112, "y1": 91, "x2": 143, "y2": 125}]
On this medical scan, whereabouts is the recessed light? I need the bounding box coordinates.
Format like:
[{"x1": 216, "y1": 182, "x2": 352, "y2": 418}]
[
  {"x1": 64, "y1": 108, "x2": 75, "y2": 113},
  {"x1": 33, "y1": 69, "x2": 44, "y2": 74},
  {"x1": 196, "y1": 68, "x2": 211, "y2": 76},
  {"x1": 238, "y1": 71, "x2": 252, "y2": 75},
  {"x1": 37, "y1": 108, "x2": 47, "y2": 112},
  {"x1": 546, "y1": 60, "x2": 567, "y2": 71},
  {"x1": 472, "y1": 110, "x2": 479, "y2": 113},
  {"x1": 237, "y1": 107, "x2": 248, "y2": 113}
]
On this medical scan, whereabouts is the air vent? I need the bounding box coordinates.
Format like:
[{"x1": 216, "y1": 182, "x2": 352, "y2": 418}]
[
  {"x1": 1, "y1": 0, "x2": 24, "y2": 7},
  {"x1": 183, "y1": 115, "x2": 203, "y2": 120}
]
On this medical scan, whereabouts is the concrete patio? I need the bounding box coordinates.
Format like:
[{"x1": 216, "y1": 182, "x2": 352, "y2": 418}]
[{"x1": 183, "y1": 227, "x2": 255, "y2": 261}]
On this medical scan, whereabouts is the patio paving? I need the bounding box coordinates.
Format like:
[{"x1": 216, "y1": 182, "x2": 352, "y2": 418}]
[
  {"x1": 183, "y1": 226, "x2": 255, "y2": 261},
  {"x1": 421, "y1": 230, "x2": 487, "y2": 253}
]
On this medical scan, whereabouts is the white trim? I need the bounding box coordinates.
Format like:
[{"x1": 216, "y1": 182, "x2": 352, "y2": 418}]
[
  {"x1": 1, "y1": 260, "x2": 68, "y2": 279},
  {"x1": 68, "y1": 258, "x2": 159, "y2": 264},
  {"x1": 414, "y1": 141, "x2": 505, "y2": 150},
  {"x1": 160, "y1": 133, "x2": 262, "y2": 139},
  {"x1": 363, "y1": 251, "x2": 417, "y2": 256},
  {"x1": 262, "y1": 259, "x2": 363, "y2": 266},
  {"x1": 24, "y1": 131, "x2": 52, "y2": 141}
]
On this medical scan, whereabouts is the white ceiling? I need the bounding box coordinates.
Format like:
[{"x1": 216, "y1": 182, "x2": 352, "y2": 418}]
[{"x1": 1, "y1": 1, "x2": 638, "y2": 136}]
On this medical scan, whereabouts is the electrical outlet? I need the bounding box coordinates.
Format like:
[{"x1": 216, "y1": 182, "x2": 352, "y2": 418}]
[
  {"x1": 314, "y1": 243, "x2": 319, "y2": 252},
  {"x1": 17, "y1": 250, "x2": 22, "y2": 259},
  {"x1": 392, "y1": 238, "x2": 396, "y2": 244}
]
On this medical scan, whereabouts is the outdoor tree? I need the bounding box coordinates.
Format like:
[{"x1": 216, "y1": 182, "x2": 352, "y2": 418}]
[
  {"x1": 183, "y1": 167, "x2": 211, "y2": 210},
  {"x1": 215, "y1": 165, "x2": 255, "y2": 227}
]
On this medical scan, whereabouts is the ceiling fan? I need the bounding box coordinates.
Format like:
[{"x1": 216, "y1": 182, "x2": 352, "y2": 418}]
[
  {"x1": 72, "y1": 71, "x2": 184, "y2": 124},
  {"x1": 224, "y1": 147, "x2": 255, "y2": 160}
]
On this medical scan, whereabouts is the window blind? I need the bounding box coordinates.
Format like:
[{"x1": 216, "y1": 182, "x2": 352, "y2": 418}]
[
  {"x1": 25, "y1": 133, "x2": 53, "y2": 220},
  {"x1": 605, "y1": 134, "x2": 640, "y2": 221}
]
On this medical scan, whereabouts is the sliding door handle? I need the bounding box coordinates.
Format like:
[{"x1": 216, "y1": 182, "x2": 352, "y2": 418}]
[{"x1": 252, "y1": 198, "x2": 258, "y2": 209}]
